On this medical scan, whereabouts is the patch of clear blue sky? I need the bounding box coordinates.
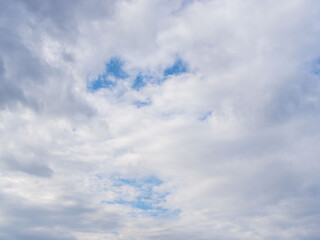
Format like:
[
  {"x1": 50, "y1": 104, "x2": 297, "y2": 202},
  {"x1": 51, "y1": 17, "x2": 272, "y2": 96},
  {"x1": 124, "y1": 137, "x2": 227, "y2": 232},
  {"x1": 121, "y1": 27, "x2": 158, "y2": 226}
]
[
  {"x1": 106, "y1": 57, "x2": 129, "y2": 79},
  {"x1": 164, "y1": 58, "x2": 188, "y2": 77},
  {"x1": 89, "y1": 73, "x2": 115, "y2": 90},
  {"x1": 132, "y1": 74, "x2": 146, "y2": 90},
  {"x1": 103, "y1": 176, "x2": 181, "y2": 217},
  {"x1": 114, "y1": 176, "x2": 162, "y2": 188},
  {"x1": 132, "y1": 58, "x2": 188, "y2": 90},
  {"x1": 88, "y1": 57, "x2": 128, "y2": 91},
  {"x1": 89, "y1": 57, "x2": 188, "y2": 92}
]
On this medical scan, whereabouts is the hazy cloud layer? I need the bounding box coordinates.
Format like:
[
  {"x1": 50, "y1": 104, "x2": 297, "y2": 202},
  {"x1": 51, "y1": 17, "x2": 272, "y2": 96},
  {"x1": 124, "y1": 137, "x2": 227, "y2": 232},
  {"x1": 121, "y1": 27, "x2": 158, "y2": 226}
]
[{"x1": 1, "y1": 0, "x2": 320, "y2": 239}]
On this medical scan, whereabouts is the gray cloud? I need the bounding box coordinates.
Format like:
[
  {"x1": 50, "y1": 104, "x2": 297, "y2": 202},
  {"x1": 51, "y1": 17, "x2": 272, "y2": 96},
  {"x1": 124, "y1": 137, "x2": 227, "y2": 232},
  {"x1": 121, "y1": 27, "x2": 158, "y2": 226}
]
[
  {"x1": 1, "y1": 155, "x2": 53, "y2": 178},
  {"x1": 0, "y1": 0, "x2": 96, "y2": 117}
]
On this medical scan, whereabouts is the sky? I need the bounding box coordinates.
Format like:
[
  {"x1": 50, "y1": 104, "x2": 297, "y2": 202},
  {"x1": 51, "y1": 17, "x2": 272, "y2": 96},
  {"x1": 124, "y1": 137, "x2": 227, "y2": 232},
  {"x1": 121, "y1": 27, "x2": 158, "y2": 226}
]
[{"x1": 1, "y1": 0, "x2": 320, "y2": 239}]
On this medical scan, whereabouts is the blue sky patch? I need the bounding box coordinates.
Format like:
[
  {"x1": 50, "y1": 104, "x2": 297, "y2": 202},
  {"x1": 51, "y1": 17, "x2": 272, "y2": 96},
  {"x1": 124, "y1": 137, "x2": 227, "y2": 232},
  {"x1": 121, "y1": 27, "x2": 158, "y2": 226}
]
[
  {"x1": 164, "y1": 58, "x2": 188, "y2": 77},
  {"x1": 132, "y1": 74, "x2": 146, "y2": 90},
  {"x1": 88, "y1": 57, "x2": 128, "y2": 91},
  {"x1": 103, "y1": 176, "x2": 180, "y2": 217},
  {"x1": 114, "y1": 176, "x2": 162, "y2": 188},
  {"x1": 88, "y1": 57, "x2": 189, "y2": 92},
  {"x1": 106, "y1": 57, "x2": 128, "y2": 79},
  {"x1": 89, "y1": 74, "x2": 115, "y2": 91}
]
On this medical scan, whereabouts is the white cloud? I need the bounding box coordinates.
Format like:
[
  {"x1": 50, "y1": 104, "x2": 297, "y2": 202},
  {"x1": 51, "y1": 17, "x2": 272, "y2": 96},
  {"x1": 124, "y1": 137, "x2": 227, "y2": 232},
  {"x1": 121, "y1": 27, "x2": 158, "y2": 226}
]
[{"x1": 1, "y1": 0, "x2": 320, "y2": 239}]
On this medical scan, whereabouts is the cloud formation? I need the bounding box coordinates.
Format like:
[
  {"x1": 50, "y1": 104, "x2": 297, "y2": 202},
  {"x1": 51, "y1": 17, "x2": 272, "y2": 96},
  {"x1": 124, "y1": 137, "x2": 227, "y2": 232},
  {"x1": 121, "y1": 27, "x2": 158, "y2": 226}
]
[{"x1": 1, "y1": 0, "x2": 320, "y2": 239}]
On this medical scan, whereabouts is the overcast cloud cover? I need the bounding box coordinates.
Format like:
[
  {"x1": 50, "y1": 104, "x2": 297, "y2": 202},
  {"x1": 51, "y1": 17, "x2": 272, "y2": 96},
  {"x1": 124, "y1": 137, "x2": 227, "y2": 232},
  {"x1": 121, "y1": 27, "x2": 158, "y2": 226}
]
[{"x1": 1, "y1": 0, "x2": 320, "y2": 239}]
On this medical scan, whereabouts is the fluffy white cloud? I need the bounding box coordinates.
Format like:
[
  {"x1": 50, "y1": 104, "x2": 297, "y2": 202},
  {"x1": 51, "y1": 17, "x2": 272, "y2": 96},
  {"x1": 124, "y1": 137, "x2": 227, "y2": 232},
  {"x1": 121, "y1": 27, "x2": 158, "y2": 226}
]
[{"x1": 1, "y1": 0, "x2": 320, "y2": 239}]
